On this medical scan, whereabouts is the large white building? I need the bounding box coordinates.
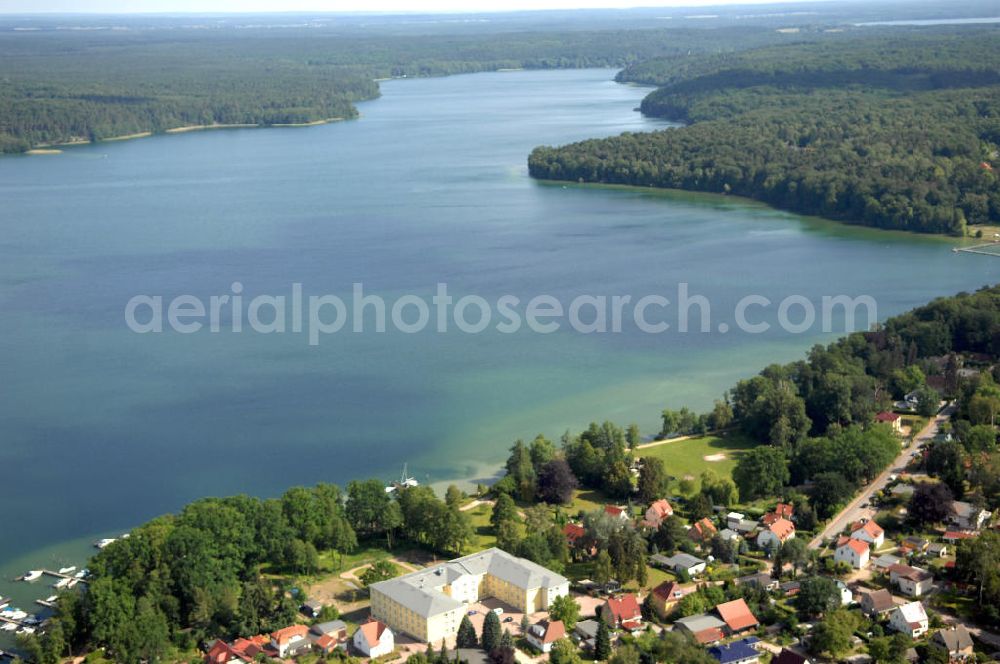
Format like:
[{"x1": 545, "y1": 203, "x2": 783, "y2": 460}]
[
  {"x1": 369, "y1": 548, "x2": 570, "y2": 644},
  {"x1": 889, "y1": 601, "x2": 928, "y2": 639}
]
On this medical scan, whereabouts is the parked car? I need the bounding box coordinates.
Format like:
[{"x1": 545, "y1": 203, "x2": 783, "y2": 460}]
[
  {"x1": 503, "y1": 617, "x2": 513, "y2": 623},
  {"x1": 467, "y1": 610, "x2": 477, "y2": 616},
  {"x1": 492, "y1": 608, "x2": 504, "y2": 615}
]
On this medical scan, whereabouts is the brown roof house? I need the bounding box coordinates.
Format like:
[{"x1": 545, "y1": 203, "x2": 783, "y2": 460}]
[{"x1": 860, "y1": 589, "x2": 896, "y2": 618}]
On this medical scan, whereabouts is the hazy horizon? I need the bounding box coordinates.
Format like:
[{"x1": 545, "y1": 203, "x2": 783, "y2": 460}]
[{"x1": 0, "y1": 0, "x2": 905, "y2": 15}]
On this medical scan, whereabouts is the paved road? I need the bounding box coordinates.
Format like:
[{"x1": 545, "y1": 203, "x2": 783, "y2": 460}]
[{"x1": 808, "y1": 406, "x2": 954, "y2": 550}]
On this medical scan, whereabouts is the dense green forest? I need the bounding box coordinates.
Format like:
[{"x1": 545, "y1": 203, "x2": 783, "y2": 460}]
[
  {"x1": 0, "y1": 22, "x2": 821, "y2": 153},
  {"x1": 529, "y1": 32, "x2": 1000, "y2": 235}
]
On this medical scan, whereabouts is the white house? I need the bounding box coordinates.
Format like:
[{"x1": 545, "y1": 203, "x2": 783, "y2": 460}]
[
  {"x1": 889, "y1": 564, "x2": 934, "y2": 597},
  {"x1": 889, "y1": 601, "x2": 928, "y2": 639},
  {"x1": 834, "y1": 537, "x2": 870, "y2": 569},
  {"x1": 525, "y1": 620, "x2": 565, "y2": 653},
  {"x1": 835, "y1": 581, "x2": 853, "y2": 606},
  {"x1": 757, "y1": 518, "x2": 795, "y2": 551},
  {"x1": 270, "y1": 625, "x2": 311, "y2": 659},
  {"x1": 850, "y1": 520, "x2": 885, "y2": 549},
  {"x1": 726, "y1": 512, "x2": 746, "y2": 529},
  {"x1": 949, "y1": 501, "x2": 991, "y2": 531},
  {"x1": 353, "y1": 620, "x2": 394, "y2": 658}
]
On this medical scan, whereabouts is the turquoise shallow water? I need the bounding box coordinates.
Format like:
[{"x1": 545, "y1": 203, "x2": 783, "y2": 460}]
[{"x1": 0, "y1": 69, "x2": 997, "y2": 620}]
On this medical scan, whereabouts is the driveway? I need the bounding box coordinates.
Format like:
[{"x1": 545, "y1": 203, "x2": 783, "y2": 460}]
[{"x1": 809, "y1": 406, "x2": 953, "y2": 550}]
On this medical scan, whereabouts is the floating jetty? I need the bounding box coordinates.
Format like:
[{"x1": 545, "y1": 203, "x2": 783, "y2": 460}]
[{"x1": 20, "y1": 569, "x2": 89, "y2": 587}]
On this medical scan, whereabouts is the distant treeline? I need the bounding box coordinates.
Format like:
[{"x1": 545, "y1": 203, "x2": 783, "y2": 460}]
[
  {"x1": 0, "y1": 24, "x2": 820, "y2": 153},
  {"x1": 529, "y1": 31, "x2": 1000, "y2": 235}
]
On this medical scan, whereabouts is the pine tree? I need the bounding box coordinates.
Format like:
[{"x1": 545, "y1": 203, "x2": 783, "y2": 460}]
[
  {"x1": 456, "y1": 615, "x2": 479, "y2": 649},
  {"x1": 481, "y1": 610, "x2": 502, "y2": 652},
  {"x1": 499, "y1": 629, "x2": 515, "y2": 650},
  {"x1": 594, "y1": 619, "x2": 611, "y2": 661}
]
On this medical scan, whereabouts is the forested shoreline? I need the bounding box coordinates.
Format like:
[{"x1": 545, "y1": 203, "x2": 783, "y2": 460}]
[
  {"x1": 0, "y1": 22, "x2": 824, "y2": 153},
  {"x1": 529, "y1": 32, "x2": 1000, "y2": 235}
]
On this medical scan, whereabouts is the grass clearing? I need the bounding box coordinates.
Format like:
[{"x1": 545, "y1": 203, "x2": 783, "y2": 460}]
[{"x1": 639, "y1": 432, "x2": 757, "y2": 492}]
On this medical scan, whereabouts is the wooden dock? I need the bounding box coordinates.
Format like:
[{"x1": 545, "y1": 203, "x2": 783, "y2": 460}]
[
  {"x1": 40, "y1": 570, "x2": 88, "y2": 586},
  {"x1": 956, "y1": 242, "x2": 1000, "y2": 257}
]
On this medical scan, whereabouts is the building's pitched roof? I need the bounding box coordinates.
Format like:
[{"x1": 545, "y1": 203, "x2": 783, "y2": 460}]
[
  {"x1": 314, "y1": 635, "x2": 337, "y2": 650},
  {"x1": 652, "y1": 581, "x2": 694, "y2": 601},
  {"x1": 943, "y1": 531, "x2": 976, "y2": 540},
  {"x1": 838, "y1": 538, "x2": 869, "y2": 556},
  {"x1": 873, "y1": 553, "x2": 902, "y2": 568},
  {"x1": 708, "y1": 637, "x2": 760, "y2": 664},
  {"x1": 205, "y1": 641, "x2": 249, "y2": 664},
  {"x1": 853, "y1": 520, "x2": 884, "y2": 539},
  {"x1": 675, "y1": 613, "x2": 727, "y2": 640},
  {"x1": 862, "y1": 589, "x2": 895, "y2": 613},
  {"x1": 889, "y1": 564, "x2": 933, "y2": 582},
  {"x1": 773, "y1": 650, "x2": 810, "y2": 664},
  {"x1": 604, "y1": 594, "x2": 641, "y2": 623},
  {"x1": 718, "y1": 528, "x2": 740, "y2": 540},
  {"x1": 529, "y1": 620, "x2": 565, "y2": 644},
  {"x1": 875, "y1": 411, "x2": 901, "y2": 422},
  {"x1": 736, "y1": 572, "x2": 775, "y2": 588},
  {"x1": 689, "y1": 517, "x2": 717, "y2": 539},
  {"x1": 932, "y1": 625, "x2": 974, "y2": 652},
  {"x1": 605, "y1": 505, "x2": 626, "y2": 518},
  {"x1": 895, "y1": 601, "x2": 928, "y2": 626},
  {"x1": 648, "y1": 499, "x2": 673, "y2": 518},
  {"x1": 357, "y1": 620, "x2": 389, "y2": 648},
  {"x1": 775, "y1": 503, "x2": 794, "y2": 518},
  {"x1": 661, "y1": 553, "x2": 705, "y2": 569},
  {"x1": 715, "y1": 598, "x2": 759, "y2": 632},
  {"x1": 574, "y1": 620, "x2": 600, "y2": 639},
  {"x1": 369, "y1": 548, "x2": 568, "y2": 618},
  {"x1": 761, "y1": 512, "x2": 781, "y2": 526},
  {"x1": 766, "y1": 518, "x2": 795, "y2": 541},
  {"x1": 563, "y1": 523, "x2": 586, "y2": 543},
  {"x1": 271, "y1": 625, "x2": 309, "y2": 646},
  {"x1": 311, "y1": 620, "x2": 347, "y2": 637}
]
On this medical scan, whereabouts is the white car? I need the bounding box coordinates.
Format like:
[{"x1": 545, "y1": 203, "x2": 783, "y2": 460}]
[{"x1": 492, "y1": 607, "x2": 504, "y2": 615}]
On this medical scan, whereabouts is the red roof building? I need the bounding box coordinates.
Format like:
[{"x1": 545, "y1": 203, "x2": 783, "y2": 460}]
[
  {"x1": 689, "y1": 517, "x2": 718, "y2": 541},
  {"x1": 715, "y1": 598, "x2": 759, "y2": 633},
  {"x1": 601, "y1": 594, "x2": 642, "y2": 629}
]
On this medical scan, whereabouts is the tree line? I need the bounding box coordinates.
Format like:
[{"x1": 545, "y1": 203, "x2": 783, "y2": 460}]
[{"x1": 529, "y1": 30, "x2": 1000, "y2": 235}]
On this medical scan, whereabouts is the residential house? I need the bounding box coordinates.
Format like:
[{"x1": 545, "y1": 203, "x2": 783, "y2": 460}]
[
  {"x1": 563, "y1": 523, "x2": 596, "y2": 557},
  {"x1": 230, "y1": 636, "x2": 268, "y2": 660},
  {"x1": 931, "y1": 625, "x2": 975, "y2": 661},
  {"x1": 902, "y1": 536, "x2": 930, "y2": 555},
  {"x1": 653, "y1": 553, "x2": 706, "y2": 577},
  {"x1": 716, "y1": 598, "x2": 760, "y2": 636},
  {"x1": 834, "y1": 537, "x2": 870, "y2": 569},
  {"x1": 674, "y1": 613, "x2": 728, "y2": 645},
  {"x1": 353, "y1": 620, "x2": 394, "y2": 658},
  {"x1": 889, "y1": 602, "x2": 928, "y2": 639},
  {"x1": 573, "y1": 620, "x2": 600, "y2": 650},
  {"x1": 718, "y1": 528, "x2": 741, "y2": 543},
  {"x1": 600, "y1": 594, "x2": 642, "y2": 631},
  {"x1": 525, "y1": 620, "x2": 565, "y2": 653},
  {"x1": 943, "y1": 531, "x2": 977, "y2": 543},
  {"x1": 689, "y1": 517, "x2": 718, "y2": 543},
  {"x1": 850, "y1": 520, "x2": 885, "y2": 548},
  {"x1": 949, "y1": 501, "x2": 991, "y2": 531},
  {"x1": 736, "y1": 572, "x2": 779, "y2": 592},
  {"x1": 773, "y1": 650, "x2": 813, "y2": 664},
  {"x1": 757, "y1": 518, "x2": 795, "y2": 551},
  {"x1": 369, "y1": 547, "x2": 569, "y2": 643},
  {"x1": 927, "y1": 542, "x2": 948, "y2": 558},
  {"x1": 726, "y1": 512, "x2": 746, "y2": 529},
  {"x1": 270, "y1": 625, "x2": 311, "y2": 659},
  {"x1": 205, "y1": 641, "x2": 250, "y2": 664},
  {"x1": 310, "y1": 621, "x2": 348, "y2": 654},
  {"x1": 650, "y1": 581, "x2": 695, "y2": 619},
  {"x1": 875, "y1": 411, "x2": 903, "y2": 433},
  {"x1": 605, "y1": 505, "x2": 630, "y2": 522},
  {"x1": 891, "y1": 484, "x2": 915, "y2": 498},
  {"x1": 708, "y1": 637, "x2": 761, "y2": 664},
  {"x1": 889, "y1": 564, "x2": 934, "y2": 597},
  {"x1": 642, "y1": 499, "x2": 673, "y2": 528},
  {"x1": 734, "y1": 519, "x2": 759, "y2": 537},
  {"x1": 860, "y1": 589, "x2": 895, "y2": 618}
]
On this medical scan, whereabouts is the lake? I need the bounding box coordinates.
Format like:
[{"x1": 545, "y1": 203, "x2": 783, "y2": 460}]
[{"x1": 0, "y1": 68, "x2": 997, "y2": 613}]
